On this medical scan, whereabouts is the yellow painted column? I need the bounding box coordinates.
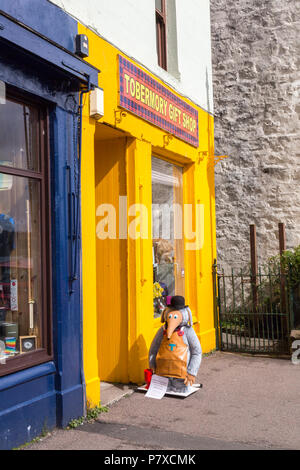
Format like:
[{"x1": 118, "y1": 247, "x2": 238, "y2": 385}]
[
  {"x1": 182, "y1": 163, "x2": 197, "y2": 316},
  {"x1": 196, "y1": 113, "x2": 217, "y2": 352},
  {"x1": 81, "y1": 100, "x2": 100, "y2": 407},
  {"x1": 126, "y1": 138, "x2": 154, "y2": 384}
]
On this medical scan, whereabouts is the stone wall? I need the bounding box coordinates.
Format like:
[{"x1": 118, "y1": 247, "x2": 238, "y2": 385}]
[{"x1": 210, "y1": 0, "x2": 300, "y2": 271}]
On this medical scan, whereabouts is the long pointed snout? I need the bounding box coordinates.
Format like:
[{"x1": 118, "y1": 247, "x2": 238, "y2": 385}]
[{"x1": 166, "y1": 316, "x2": 182, "y2": 339}]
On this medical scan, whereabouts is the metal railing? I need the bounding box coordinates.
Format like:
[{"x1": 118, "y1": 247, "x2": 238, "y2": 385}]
[{"x1": 213, "y1": 262, "x2": 292, "y2": 355}]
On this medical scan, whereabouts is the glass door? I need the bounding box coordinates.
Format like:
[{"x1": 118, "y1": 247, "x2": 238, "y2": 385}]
[{"x1": 152, "y1": 156, "x2": 185, "y2": 317}]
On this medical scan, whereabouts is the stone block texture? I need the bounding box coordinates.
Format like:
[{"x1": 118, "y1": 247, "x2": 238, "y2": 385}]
[{"x1": 210, "y1": 0, "x2": 300, "y2": 271}]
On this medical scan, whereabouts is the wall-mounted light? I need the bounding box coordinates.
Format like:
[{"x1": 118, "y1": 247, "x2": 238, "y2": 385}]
[
  {"x1": 114, "y1": 109, "x2": 127, "y2": 125},
  {"x1": 163, "y1": 133, "x2": 173, "y2": 147},
  {"x1": 212, "y1": 155, "x2": 229, "y2": 166}
]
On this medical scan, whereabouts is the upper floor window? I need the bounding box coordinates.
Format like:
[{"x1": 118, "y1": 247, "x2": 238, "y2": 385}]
[{"x1": 156, "y1": 0, "x2": 167, "y2": 70}]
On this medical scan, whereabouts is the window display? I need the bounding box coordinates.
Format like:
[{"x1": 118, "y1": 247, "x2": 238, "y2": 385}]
[
  {"x1": 0, "y1": 93, "x2": 49, "y2": 369},
  {"x1": 152, "y1": 156, "x2": 185, "y2": 317},
  {"x1": 0, "y1": 175, "x2": 42, "y2": 356}
]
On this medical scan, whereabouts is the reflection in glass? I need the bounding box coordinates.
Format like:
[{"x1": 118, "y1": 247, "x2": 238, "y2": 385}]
[
  {"x1": 0, "y1": 174, "x2": 42, "y2": 356},
  {"x1": 152, "y1": 157, "x2": 184, "y2": 317},
  {"x1": 0, "y1": 98, "x2": 40, "y2": 172}
]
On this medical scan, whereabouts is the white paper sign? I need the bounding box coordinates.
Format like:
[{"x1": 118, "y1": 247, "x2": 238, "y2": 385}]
[
  {"x1": 145, "y1": 374, "x2": 169, "y2": 400},
  {"x1": 0, "y1": 340, "x2": 6, "y2": 364},
  {"x1": 10, "y1": 280, "x2": 18, "y2": 311}
]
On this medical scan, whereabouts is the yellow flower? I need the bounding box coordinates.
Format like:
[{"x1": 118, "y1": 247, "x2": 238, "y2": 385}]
[{"x1": 153, "y1": 282, "x2": 163, "y2": 299}]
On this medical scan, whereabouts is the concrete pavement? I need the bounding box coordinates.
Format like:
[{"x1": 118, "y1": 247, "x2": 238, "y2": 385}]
[{"x1": 25, "y1": 352, "x2": 300, "y2": 450}]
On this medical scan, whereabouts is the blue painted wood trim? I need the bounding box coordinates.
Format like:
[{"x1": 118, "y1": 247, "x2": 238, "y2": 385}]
[
  {"x1": 0, "y1": 11, "x2": 99, "y2": 87},
  {"x1": 0, "y1": 2, "x2": 87, "y2": 444},
  {"x1": 50, "y1": 106, "x2": 84, "y2": 426},
  {"x1": 0, "y1": 362, "x2": 56, "y2": 392},
  {"x1": 0, "y1": 0, "x2": 77, "y2": 52}
]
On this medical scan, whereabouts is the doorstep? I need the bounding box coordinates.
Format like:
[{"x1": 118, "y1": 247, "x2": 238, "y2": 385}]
[{"x1": 100, "y1": 382, "x2": 135, "y2": 407}]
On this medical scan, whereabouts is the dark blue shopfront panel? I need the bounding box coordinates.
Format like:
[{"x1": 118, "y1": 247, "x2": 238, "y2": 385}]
[
  {"x1": 0, "y1": 0, "x2": 96, "y2": 450},
  {"x1": 0, "y1": 0, "x2": 77, "y2": 52},
  {"x1": 0, "y1": 363, "x2": 57, "y2": 450},
  {"x1": 0, "y1": 98, "x2": 84, "y2": 449},
  {"x1": 50, "y1": 106, "x2": 84, "y2": 428}
]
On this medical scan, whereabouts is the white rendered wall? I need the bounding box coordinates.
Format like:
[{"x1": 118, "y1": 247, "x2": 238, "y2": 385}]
[{"x1": 49, "y1": 0, "x2": 213, "y2": 112}]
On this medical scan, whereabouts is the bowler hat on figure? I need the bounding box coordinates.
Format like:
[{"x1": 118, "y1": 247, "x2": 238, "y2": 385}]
[{"x1": 170, "y1": 295, "x2": 188, "y2": 310}]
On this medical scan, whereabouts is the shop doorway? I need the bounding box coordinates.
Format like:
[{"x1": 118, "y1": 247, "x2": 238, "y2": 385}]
[{"x1": 94, "y1": 132, "x2": 129, "y2": 384}]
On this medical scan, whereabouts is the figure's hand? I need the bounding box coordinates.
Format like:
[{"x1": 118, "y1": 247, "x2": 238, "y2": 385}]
[{"x1": 184, "y1": 373, "x2": 196, "y2": 386}]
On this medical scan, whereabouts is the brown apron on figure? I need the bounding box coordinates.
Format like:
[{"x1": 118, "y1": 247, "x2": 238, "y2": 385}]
[{"x1": 155, "y1": 330, "x2": 188, "y2": 379}]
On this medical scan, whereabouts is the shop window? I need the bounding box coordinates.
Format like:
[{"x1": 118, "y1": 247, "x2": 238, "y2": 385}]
[
  {"x1": 0, "y1": 91, "x2": 51, "y2": 375},
  {"x1": 152, "y1": 156, "x2": 185, "y2": 317},
  {"x1": 156, "y1": 0, "x2": 167, "y2": 70}
]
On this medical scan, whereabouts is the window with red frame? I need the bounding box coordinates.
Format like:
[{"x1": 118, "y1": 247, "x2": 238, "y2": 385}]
[{"x1": 156, "y1": 0, "x2": 167, "y2": 70}]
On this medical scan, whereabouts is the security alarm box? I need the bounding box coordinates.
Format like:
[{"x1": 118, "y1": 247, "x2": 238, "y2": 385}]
[
  {"x1": 75, "y1": 34, "x2": 89, "y2": 58},
  {"x1": 90, "y1": 87, "x2": 104, "y2": 120}
]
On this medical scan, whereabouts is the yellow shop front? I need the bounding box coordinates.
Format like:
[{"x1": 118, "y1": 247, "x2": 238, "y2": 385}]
[{"x1": 80, "y1": 25, "x2": 217, "y2": 407}]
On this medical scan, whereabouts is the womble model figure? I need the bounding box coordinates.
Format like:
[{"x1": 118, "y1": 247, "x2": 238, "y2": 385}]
[{"x1": 148, "y1": 296, "x2": 202, "y2": 393}]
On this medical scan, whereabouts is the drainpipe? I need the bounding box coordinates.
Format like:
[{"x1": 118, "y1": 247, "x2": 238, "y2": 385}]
[{"x1": 73, "y1": 82, "x2": 93, "y2": 415}]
